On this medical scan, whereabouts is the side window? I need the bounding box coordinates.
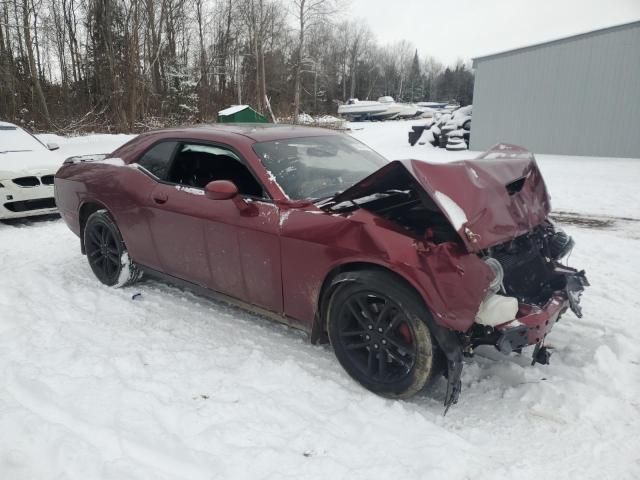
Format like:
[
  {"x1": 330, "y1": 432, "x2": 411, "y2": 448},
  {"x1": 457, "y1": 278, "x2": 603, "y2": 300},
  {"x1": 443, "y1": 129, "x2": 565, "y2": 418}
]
[
  {"x1": 167, "y1": 143, "x2": 265, "y2": 198},
  {"x1": 137, "y1": 141, "x2": 178, "y2": 180}
]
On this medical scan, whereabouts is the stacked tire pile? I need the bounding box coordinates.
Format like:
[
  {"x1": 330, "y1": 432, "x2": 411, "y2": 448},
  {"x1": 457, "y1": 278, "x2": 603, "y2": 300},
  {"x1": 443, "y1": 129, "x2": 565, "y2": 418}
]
[{"x1": 408, "y1": 106, "x2": 472, "y2": 151}]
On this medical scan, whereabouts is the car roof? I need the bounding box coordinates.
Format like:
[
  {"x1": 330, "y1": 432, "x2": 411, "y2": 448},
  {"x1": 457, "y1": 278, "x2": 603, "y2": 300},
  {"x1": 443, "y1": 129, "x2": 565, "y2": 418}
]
[
  {"x1": 146, "y1": 123, "x2": 343, "y2": 143},
  {"x1": 0, "y1": 121, "x2": 18, "y2": 129}
]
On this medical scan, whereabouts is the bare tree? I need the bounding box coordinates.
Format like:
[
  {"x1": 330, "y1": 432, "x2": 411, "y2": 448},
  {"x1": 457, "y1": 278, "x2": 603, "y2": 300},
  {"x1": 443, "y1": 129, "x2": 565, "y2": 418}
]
[
  {"x1": 0, "y1": 0, "x2": 472, "y2": 131},
  {"x1": 22, "y1": 0, "x2": 51, "y2": 124},
  {"x1": 393, "y1": 40, "x2": 413, "y2": 100},
  {"x1": 347, "y1": 21, "x2": 371, "y2": 99},
  {"x1": 0, "y1": 3, "x2": 18, "y2": 117},
  {"x1": 291, "y1": 0, "x2": 333, "y2": 122}
]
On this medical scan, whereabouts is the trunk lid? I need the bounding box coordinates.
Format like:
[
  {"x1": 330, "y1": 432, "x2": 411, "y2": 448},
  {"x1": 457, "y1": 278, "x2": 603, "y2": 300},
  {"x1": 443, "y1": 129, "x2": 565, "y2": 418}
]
[{"x1": 325, "y1": 144, "x2": 551, "y2": 252}]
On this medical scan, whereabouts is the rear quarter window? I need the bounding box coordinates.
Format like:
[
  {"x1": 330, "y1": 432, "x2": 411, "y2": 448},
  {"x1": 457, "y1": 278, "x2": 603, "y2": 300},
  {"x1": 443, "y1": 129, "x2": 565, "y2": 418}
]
[{"x1": 137, "y1": 141, "x2": 178, "y2": 180}]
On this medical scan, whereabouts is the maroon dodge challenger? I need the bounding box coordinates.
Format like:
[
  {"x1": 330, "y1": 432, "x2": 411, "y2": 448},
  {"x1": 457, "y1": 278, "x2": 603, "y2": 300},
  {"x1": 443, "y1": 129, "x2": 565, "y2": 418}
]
[{"x1": 54, "y1": 124, "x2": 588, "y2": 409}]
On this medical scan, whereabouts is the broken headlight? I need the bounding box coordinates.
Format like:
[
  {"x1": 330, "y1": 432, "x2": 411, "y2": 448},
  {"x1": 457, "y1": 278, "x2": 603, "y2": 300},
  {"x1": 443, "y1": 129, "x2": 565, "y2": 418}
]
[
  {"x1": 549, "y1": 229, "x2": 574, "y2": 260},
  {"x1": 484, "y1": 257, "x2": 504, "y2": 292}
]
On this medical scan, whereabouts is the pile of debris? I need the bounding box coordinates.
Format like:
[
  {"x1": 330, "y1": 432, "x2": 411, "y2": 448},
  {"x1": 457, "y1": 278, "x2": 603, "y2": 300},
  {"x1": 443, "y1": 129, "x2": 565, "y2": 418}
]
[{"x1": 409, "y1": 105, "x2": 472, "y2": 150}]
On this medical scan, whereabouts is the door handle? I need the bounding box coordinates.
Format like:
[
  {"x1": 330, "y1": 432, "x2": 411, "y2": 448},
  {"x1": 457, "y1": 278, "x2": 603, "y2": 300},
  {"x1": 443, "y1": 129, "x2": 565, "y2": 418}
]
[{"x1": 152, "y1": 192, "x2": 168, "y2": 204}]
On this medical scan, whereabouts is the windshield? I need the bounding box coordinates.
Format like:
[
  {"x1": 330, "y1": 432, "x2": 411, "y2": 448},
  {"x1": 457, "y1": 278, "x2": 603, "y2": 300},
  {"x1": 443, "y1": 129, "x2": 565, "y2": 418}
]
[
  {"x1": 0, "y1": 126, "x2": 47, "y2": 153},
  {"x1": 253, "y1": 135, "x2": 387, "y2": 200}
]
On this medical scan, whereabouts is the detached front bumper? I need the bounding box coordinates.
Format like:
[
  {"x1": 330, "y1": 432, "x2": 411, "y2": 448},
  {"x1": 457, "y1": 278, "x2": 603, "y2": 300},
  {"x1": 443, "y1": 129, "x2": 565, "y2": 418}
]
[
  {"x1": 0, "y1": 178, "x2": 57, "y2": 219},
  {"x1": 495, "y1": 268, "x2": 589, "y2": 351}
]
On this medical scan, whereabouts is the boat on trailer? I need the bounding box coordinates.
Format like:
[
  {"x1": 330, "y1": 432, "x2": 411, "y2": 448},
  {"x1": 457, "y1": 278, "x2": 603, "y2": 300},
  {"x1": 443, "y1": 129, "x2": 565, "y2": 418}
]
[
  {"x1": 338, "y1": 97, "x2": 419, "y2": 121},
  {"x1": 337, "y1": 99, "x2": 388, "y2": 120}
]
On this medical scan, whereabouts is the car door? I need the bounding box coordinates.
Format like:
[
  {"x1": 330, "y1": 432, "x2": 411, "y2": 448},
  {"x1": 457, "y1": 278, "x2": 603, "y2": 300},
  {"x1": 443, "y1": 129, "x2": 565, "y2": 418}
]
[
  {"x1": 143, "y1": 141, "x2": 283, "y2": 313},
  {"x1": 231, "y1": 199, "x2": 282, "y2": 312},
  {"x1": 146, "y1": 180, "x2": 220, "y2": 289},
  {"x1": 122, "y1": 140, "x2": 180, "y2": 271}
]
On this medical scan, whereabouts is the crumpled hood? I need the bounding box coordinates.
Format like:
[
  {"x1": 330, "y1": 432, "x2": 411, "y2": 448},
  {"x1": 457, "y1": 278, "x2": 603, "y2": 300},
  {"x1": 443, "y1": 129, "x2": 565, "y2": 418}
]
[
  {"x1": 328, "y1": 144, "x2": 551, "y2": 252},
  {"x1": 0, "y1": 150, "x2": 62, "y2": 179}
]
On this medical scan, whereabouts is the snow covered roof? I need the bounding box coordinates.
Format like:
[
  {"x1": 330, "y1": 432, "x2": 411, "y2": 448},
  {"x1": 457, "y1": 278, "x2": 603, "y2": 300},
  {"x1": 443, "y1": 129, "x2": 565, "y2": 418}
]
[
  {"x1": 0, "y1": 121, "x2": 17, "y2": 128},
  {"x1": 218, "y1": 105, "x2": 250, "y2": 116}
]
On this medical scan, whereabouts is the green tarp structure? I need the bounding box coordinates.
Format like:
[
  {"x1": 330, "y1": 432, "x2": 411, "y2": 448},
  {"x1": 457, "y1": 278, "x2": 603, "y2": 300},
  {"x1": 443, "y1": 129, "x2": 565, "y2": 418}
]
[{"x1": 217, "y1": 105, "x2": 269, "y2": 123}]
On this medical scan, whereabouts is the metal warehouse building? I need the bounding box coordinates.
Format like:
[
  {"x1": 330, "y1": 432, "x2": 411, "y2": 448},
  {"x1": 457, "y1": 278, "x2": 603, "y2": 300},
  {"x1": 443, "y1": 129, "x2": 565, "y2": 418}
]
[{"x1": 471, "y1": 21, "x2": 640, "y2": 158}]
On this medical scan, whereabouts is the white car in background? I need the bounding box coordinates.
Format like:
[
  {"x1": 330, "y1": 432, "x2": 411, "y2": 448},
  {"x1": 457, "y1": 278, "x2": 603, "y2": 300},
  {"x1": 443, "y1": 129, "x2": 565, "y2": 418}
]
[{"x1": 0, "y1": 121, "x2": 62, "y2": 219}]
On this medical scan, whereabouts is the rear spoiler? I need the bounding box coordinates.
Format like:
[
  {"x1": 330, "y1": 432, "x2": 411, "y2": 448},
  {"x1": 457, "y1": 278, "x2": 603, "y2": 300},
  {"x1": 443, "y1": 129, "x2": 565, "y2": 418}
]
[{"x1": 63, "y1": 154, "x2": 109, "y2": 165}]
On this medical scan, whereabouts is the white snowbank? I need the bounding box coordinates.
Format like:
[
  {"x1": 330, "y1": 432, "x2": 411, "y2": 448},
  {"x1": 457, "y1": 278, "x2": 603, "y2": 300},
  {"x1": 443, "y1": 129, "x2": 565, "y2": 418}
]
[
  {"x1": 297, "y1": 113, "x2": 315, "y2": 124},
  {"x1": 296, "y1": 113, "x2": 345, "y2": 127}
]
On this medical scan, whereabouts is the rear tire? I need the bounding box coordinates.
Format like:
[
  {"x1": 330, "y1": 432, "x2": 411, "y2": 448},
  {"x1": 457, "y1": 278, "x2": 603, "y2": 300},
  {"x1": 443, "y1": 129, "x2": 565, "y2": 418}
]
[
  {"x1": 84, "y1": 210, "x2": 142, "y2": 287},
  {"x1": 327, "y1": 270, "x2": 444, "y2": 399}
]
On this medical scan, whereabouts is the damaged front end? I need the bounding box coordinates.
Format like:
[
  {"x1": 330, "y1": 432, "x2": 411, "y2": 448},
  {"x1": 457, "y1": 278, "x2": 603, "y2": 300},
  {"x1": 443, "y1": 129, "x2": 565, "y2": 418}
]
[
  {"x1": 469, "y1": 222, "x2": 589, "y2": 356},
  {"x1": 319, "y1": 144, "x2": 588, "y2": 410}
]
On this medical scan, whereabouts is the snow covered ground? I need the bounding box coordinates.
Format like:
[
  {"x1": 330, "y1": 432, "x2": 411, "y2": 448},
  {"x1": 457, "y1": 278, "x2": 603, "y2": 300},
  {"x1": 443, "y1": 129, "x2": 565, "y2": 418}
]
[{"x1": 1, "y1": 122, "x2": 639, "y2": 479}]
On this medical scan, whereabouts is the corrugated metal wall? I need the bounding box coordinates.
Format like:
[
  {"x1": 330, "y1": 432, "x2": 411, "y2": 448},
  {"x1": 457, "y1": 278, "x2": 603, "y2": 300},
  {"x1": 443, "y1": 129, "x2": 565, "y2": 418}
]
[{"x1": 471, "y1": 22, "x2": 640, "y2": 158}]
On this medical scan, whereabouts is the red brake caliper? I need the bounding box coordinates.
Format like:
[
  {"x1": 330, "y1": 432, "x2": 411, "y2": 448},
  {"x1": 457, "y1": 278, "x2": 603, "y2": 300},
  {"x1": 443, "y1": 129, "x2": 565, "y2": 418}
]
[{"x1": 397, "y1": 322, "x2": 413, "y2": 345}]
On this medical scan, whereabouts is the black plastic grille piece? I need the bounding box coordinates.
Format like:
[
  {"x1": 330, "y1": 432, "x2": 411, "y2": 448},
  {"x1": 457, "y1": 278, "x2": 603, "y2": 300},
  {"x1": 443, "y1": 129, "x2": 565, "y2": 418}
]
[
  {"x1": 40, "y1": 175, "x2": 55, "y2": 185},
  {"x1": 3, "y1": 197, "x2": 56, "y2": 212},
  {"x1": 12, "y1": 176, "x2": 40, "y2": 187}
]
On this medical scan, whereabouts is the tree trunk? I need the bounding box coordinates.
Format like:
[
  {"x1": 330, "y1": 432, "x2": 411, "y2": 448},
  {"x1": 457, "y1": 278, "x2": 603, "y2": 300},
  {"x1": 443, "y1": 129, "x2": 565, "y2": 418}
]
[
  {"x1": 128, "y1": 0, "x2": 139, "y2": 129},
  {"x1": 31, "y1": 0, "x2": 44, "y2": 80},
  {"x1": 292, "y1": 0, "x2": 304, "y2": 123},
  {"x1": 258, "y1": 0, "x2": 267, "y2": 115},
  {"x1": 250, "y1": 1, "x2": 262, "y2": 112},
  {"x1": 22, "y1": 0, "x2": 50, "y2": 125},
  {"x1": 196, "y1": 0, "x2": 208, "y2": 118},
  {"x1": 349, "y1": 53, "x2": 357, "y2": 99},
  {"x1": 0, "y1": 13, "x2": 17, "y2": 118}
]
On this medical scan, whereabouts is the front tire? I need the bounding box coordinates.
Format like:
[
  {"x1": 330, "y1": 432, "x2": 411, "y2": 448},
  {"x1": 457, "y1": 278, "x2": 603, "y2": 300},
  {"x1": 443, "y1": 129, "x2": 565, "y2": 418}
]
[
  {"x1": 84, "y1": 210, "x2": 141, "y2": 287},
  {"x1": 327, "y1": 271, "x2": 443, "y2": 399}
]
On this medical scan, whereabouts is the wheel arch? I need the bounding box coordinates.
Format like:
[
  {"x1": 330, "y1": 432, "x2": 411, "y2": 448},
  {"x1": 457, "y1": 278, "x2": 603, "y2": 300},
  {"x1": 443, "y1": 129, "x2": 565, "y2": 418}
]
[{"x1": 78, "y1": 200, "x2": 110, "y2": 254}]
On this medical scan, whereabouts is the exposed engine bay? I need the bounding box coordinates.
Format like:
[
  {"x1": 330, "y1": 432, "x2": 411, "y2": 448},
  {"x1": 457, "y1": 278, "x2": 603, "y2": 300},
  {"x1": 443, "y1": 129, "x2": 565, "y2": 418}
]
[
  {"x1": 483, "y1": 221, "x2": 575, "y2": 307},
  {"x1": 469, "y1": 221, "x2": 588, "y2": 358},
  {"x1": 326, "y1": 187, "x2": 460, "y2": 244}
]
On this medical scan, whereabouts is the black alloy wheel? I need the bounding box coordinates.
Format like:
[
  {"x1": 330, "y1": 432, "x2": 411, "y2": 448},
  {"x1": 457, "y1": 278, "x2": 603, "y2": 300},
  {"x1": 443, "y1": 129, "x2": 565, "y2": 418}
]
[
  {"x1": 328, "y1": 271, "x2": 443, "y2": 398},
  {"x1": 84, "y1": 210, "x2": 141, "y2": 287},
  {"x1": 337, "y1": 291, "x2": 417, "y2": 382},
  {"x1": 86, "y1": 221, "x2": 121, "y2": 284}
]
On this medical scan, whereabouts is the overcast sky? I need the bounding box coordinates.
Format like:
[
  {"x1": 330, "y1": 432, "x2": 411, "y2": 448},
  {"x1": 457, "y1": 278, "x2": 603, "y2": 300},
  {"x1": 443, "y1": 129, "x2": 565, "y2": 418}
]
[{"x1": 347, "y1": 0, "x2": 640, "y2": 65}]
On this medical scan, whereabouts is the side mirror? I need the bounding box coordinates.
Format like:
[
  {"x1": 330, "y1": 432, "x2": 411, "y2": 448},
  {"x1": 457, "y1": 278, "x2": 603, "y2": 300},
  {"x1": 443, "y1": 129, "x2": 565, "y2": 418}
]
[
  {"x1": 205, "y1": 180, "x2": 238, "y2": 200},
  {"x1": 47, "y1": 142, "x2": 60, "y2": 151}
]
